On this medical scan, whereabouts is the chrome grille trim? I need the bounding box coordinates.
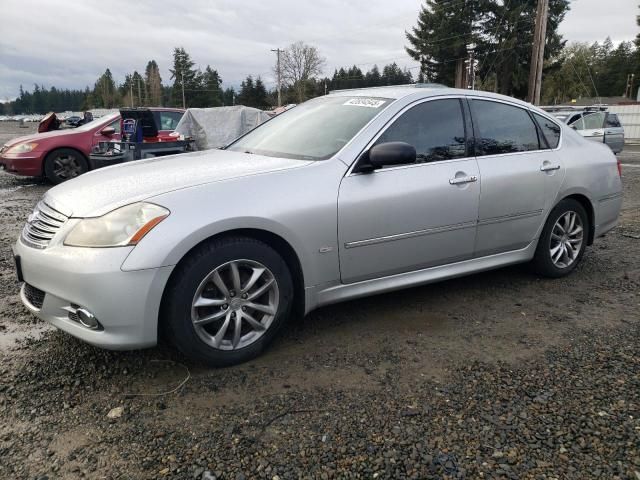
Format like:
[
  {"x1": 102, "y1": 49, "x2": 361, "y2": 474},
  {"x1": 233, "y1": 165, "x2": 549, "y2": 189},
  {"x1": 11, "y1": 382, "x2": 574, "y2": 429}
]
[{"x1": 21, "y1": 201, "x2": 69, "y2": 249}]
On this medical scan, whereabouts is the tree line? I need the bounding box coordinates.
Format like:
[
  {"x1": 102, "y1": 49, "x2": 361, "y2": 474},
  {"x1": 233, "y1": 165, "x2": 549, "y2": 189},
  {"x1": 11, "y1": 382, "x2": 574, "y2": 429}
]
[{"x1": 1, "y1": 45, "x2": 413, "y2": 115}]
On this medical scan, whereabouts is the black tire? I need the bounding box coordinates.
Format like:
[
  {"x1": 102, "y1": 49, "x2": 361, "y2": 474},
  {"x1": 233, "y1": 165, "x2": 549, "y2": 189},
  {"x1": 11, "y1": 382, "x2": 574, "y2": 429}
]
[
  {"x1": 162, "y1": 236, "x2": 294, "y2": 367},
  {"x1": 531, "y1": 198, "x2": 589, "y2": 278},
  {"x1": 43, "y1": 148, "x2": 88, "y2": 184}
]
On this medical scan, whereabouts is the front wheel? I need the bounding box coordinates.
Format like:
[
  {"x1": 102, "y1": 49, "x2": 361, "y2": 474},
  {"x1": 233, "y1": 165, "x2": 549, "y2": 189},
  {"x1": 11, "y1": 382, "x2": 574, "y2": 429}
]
[
  {"x1": 532, "y1": 199, "x2": 589, "y2": 278},
  {"x1": 44, "y1": 148, "x2": 88, "y2": 184},
  {"x1": 162, "y1": 236, "x2": 293, "y2": 366}
]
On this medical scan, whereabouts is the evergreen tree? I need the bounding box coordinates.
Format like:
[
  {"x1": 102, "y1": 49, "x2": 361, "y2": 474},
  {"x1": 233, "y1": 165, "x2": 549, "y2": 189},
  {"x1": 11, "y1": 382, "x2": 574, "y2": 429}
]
[
  {"x1": 237, "y1": 76, "x2": 256, "y2": 107},
  {"x1": 222, "y1": 87, "x2": 235, "y2": 106},
  {"x1": 365, "y1": 65, "x2": 382, "y2": 87},
  {"x1": 169, "y1": 47, "x2": 199, "y2": 108},
  {"x1": 200, "y1": 65, "x2": 223, "y2": 107},
  {"x1": 406, "y1": 0, "x2": 485, "y2": 87},
  {"x1": 144, "y1": 60, "x2": 163, "y2": 106},
  {"x1": 476, "y1": 0, "x2": 569, "y2": 98},
  {"x1": 93, "y1": 69, "x2": 117, "y2": 108},
  {"x1": 254, "y1": 77, "x2": 268, "y2": 108}
]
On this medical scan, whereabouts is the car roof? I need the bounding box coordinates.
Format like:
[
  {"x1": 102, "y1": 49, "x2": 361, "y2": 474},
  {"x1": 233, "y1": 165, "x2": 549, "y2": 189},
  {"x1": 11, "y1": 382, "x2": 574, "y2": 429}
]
[
  {"x1": 327, "y1": 84, "x2": 535, "y2": 110},
  {"x1": 146, "y1": 107, "x2": 185, "y2": 112}
]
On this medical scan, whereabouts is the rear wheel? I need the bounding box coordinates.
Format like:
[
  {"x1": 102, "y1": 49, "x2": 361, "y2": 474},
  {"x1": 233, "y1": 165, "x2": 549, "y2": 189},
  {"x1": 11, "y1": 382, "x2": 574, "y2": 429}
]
[
  {"x1": 532, "y1": 199, "x2": 589, "y2": 278},
  {"x1": 162, "y1": 236, "x2": 293, "y2": 366},
  {"x1": 44, "y1": 148, "x2": 88, "y2": 184}
]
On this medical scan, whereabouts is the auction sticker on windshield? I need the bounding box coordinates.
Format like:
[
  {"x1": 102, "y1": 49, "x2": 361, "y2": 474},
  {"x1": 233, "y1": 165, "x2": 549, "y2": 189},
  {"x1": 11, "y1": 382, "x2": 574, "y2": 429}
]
[{"x1": 343, "y1": 98, "x2": 387, "y2": 108}]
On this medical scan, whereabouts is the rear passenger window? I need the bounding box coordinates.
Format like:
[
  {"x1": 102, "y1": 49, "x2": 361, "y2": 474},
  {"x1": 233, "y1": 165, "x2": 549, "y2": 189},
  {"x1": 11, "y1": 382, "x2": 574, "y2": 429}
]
[
  {"x1": 533, "y1": 113, "x2": 561, "y2": 149},
  {"x1": 376, "y1": 99, "x2": 467, "y2": 164},
  {"x1": 154, "y1": 111, "x2": 184, "y2": 131},
  {"x1": 471, "y1": 100, "x2": 540, "y2": 155},
  {"x1": 605, "y1": 114, "x2": 621, "y2": 128}
]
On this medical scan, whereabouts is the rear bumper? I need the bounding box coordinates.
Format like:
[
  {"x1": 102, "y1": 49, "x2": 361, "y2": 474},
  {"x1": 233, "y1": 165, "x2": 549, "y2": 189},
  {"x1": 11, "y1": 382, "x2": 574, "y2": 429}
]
[
  {"x1": 0, "y1": 152, "x2": 45, "y2": 176},
  {"x1": 14, "y1": 238, "x2": 174, "y2": 350},
  {"x1": 595, "y1": 192, "x2": 623, "y2": 238}
]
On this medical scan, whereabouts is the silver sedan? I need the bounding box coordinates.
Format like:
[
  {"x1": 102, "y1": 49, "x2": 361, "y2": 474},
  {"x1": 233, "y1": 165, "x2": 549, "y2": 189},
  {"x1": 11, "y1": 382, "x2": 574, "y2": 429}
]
[{"x1": 14, "y1": 86, "x2": 623, "y2": 366}]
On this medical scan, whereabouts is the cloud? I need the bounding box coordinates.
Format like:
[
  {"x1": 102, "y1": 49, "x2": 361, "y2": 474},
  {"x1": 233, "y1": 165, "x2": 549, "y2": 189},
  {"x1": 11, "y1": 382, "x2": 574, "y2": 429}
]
[{"x1": 0, "y1": 0, "x2": 637, "y2": 99}]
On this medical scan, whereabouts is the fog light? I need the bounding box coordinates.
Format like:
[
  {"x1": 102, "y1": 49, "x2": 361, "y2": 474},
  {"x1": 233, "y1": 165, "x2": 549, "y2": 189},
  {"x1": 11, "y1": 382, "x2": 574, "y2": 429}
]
[{"x1": 77, "y1": 308, "x2": 100, "y2": 330}]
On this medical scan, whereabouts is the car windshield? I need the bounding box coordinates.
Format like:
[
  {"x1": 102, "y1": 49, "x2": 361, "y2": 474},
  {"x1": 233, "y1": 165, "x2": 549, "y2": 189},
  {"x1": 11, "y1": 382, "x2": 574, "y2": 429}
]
[
  {"x1": 74, "y1": 113, "x2": 119, "y2": 132},
  {"x1": 227, "y1": 96, "x2": 393, "y2": 160}
]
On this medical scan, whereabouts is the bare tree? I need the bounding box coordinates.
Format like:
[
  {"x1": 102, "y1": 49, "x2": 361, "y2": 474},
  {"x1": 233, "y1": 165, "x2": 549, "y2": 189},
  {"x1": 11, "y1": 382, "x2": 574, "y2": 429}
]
[{"x1": 279, "y1": 41, "x2": 325, "y2": 102}]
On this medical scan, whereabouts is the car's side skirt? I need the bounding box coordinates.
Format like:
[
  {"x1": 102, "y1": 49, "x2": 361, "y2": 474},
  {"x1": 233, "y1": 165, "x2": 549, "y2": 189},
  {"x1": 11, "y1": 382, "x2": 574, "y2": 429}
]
[{"x1": 305, "y1": 240, "x2": 538, "y2": 314}]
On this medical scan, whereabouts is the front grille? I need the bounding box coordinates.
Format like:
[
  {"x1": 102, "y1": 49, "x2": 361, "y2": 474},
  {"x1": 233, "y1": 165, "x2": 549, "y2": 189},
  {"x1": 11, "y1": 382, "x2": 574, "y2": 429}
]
[
  {"x1": 21, "y1": 201, "x2": 69, "y2": 249},
  {"x1": 23, "y1": 283, "x2": 45, "y2": 309}
]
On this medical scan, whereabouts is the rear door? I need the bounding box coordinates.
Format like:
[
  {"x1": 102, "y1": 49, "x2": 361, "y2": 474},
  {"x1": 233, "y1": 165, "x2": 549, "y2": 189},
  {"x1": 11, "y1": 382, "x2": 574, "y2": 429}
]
[
  {"x1": 470, "y1": 99, "x2": 564, "y2": 257},
  {"x1": 604, "y1": 113, "x2": 624, "y2": 153}
]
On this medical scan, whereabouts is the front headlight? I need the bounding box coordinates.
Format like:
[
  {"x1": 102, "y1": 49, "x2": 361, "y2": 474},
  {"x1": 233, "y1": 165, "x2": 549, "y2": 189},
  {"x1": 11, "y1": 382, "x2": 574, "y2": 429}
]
[
  {"x1": 64, "y1": 202, "x2": 169, "y2": 247},
  {"x1": 7, "y1": 142, "x2": 38, "y2": 154}
]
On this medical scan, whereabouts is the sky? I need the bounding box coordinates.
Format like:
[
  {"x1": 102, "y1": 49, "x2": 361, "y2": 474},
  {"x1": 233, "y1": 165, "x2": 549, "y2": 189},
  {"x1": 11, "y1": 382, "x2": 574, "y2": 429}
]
[{"x1": 0, "y1": 0, "x2": 638, "y2": 101}]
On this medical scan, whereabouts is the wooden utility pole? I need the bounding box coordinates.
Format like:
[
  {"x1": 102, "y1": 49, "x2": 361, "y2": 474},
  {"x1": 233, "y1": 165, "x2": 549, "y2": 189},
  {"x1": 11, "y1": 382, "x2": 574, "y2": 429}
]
[
  {"x1": 271, "y1": 48, "x2": 283, "y2": 107},
  {"x1": 181, "y1": 71, "x2": 186, "y2": 109},
  {"x1": 527, "y1": 0, "x2": 549, "y2": 105},
  {"x1": 625, "y1": 74, "x2": 636, "y2": 98}
]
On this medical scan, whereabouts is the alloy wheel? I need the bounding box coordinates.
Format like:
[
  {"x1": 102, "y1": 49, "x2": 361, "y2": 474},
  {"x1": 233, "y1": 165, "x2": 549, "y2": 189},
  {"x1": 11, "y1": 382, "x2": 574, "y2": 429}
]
[
  {"x1": 191, "y1": 259, "x2": 279, "y2": 351},
  {"x1": 549, "y1": 211, "x2": 584, "y2": 269},
  {"x1": 52, "y1": 154, "x2": 83, "y2": 180}
]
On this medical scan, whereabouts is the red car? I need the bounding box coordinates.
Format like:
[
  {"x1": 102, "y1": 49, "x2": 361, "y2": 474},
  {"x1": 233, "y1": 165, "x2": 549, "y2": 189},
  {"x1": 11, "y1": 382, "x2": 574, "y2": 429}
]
[{"x1": 0, "y1": 108, "x2": 184, "y2": 184}]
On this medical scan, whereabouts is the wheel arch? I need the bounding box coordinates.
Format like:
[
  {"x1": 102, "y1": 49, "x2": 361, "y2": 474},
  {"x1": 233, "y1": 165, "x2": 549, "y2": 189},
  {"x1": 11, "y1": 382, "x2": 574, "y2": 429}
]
[
  {"x1": 562, "y1": 193, "x2": 596, "y2": 245},
  {"x1": 159, "y1": 228, "x2": 306, "y2": 334}
]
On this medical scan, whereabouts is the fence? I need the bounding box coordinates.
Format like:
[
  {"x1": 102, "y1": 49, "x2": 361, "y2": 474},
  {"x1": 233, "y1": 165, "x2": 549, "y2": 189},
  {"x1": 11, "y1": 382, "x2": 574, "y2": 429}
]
[{"x1": 608, "y1": 105, "x2": 640, "y2": 141}]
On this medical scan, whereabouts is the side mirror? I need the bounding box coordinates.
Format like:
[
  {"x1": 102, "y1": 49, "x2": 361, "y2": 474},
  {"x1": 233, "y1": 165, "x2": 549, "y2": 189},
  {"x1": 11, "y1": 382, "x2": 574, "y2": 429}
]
[
  {"x1": 101, "y1": 126, "x2": 116, "y2": 136},
  {"x1": 361, "y1": 142, "x2": 416, "y2": 172}
]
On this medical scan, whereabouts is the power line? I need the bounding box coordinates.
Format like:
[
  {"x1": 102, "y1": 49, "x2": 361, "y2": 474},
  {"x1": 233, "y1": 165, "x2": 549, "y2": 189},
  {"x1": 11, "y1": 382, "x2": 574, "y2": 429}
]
[
  {"x1": 271, "y1": 48, "x2": 283, "y2": 107},
  {"x1": 579, "y1": 50, "x2": 600, "y2": 103}
]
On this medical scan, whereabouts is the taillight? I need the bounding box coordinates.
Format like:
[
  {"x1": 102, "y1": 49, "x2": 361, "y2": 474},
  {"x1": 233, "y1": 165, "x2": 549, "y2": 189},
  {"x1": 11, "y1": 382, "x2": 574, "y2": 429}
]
[{"x1": 617, "y1": 158, "x2": 622, "y2": 177}]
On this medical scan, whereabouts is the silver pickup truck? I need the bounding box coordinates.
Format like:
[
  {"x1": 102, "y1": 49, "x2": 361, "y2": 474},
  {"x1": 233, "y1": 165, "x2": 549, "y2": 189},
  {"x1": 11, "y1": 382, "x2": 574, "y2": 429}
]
[{"x1": 543, "y1": 106, "x2": 624, "y2": 154}]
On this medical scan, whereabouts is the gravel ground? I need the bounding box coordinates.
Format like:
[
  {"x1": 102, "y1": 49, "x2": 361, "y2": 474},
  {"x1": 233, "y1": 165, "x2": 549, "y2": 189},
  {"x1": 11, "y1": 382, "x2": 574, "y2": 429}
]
[{"x1": 0, "y1": 123, "x2": 638, "y2": 479}]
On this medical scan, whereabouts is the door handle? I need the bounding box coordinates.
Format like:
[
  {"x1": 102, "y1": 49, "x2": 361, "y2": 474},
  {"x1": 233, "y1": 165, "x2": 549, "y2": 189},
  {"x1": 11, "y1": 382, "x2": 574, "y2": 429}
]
[
  {"x1": 592, "y1": 131, "x2": 604, "y2": 136},
  {"x1": 449, "y1": 175, "x2": 478, "y2": 185},
  {"x1": 540, "y1": 164, "x2": 561, "y2": 172}
]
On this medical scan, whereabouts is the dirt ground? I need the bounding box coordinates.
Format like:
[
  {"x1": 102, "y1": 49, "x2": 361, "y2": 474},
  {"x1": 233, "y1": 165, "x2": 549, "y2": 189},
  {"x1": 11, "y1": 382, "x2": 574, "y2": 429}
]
[{"x1": 0, "y1": 121, "x2": 638, "y2": 479}]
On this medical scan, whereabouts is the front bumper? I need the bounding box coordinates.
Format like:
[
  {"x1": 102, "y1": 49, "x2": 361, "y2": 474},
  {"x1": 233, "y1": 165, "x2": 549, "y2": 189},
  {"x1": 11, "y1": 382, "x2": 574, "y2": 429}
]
[
  {"x1": 14, "y1": 238, "x2": 174, "y2": 350},
  {"x1": 0, "y1": 151, "x2": 45, "y2": 176}
]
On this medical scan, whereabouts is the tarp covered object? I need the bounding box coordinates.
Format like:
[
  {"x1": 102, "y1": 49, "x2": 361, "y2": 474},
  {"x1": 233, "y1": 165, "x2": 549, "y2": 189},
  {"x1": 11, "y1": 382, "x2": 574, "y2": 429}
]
[{"x1": 174, "y1": 106, "x2": 270, "y2": 151}]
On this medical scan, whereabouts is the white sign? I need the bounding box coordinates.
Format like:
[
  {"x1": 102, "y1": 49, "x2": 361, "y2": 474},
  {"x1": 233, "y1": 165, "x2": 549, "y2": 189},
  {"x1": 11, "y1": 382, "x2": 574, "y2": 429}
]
[{"x1": 343, "y1": 98, "x2": 386, "y2": 108}]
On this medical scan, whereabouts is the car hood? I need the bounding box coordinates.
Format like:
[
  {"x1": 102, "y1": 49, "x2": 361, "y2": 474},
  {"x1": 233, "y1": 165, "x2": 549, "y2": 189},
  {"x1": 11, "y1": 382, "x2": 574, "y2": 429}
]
[
  {"x1": 3, "y1": 128, "x2": 86, "y2": 148},
  {"x1": 44, "y1": 149, "x2": 312, "y2": 217}
]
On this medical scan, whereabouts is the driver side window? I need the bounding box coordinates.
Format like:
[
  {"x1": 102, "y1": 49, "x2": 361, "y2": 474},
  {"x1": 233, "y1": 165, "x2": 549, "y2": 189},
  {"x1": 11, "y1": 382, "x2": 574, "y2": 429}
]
[{"x1": 375, "y1": 99, "x2": 467, "y2": 165}]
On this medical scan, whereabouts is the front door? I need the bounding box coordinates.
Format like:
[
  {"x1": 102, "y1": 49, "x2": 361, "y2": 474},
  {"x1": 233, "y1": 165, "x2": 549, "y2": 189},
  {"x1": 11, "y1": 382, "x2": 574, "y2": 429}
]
[
  {"x1": 570, "y1": 111, "x2": 606, "y2": 145},
  {"x1": 92, "y1": 118, "x2": 122, "y2": 148},
  {"x1": 470, "y1": 99, "x2": 564, "y2": 257},
  {"x1": 604, "y1": 113, "x2": 624, "y2": 153},
  {"x1": 338, "y1": 98, "x2": 480, "y2": 284}
]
